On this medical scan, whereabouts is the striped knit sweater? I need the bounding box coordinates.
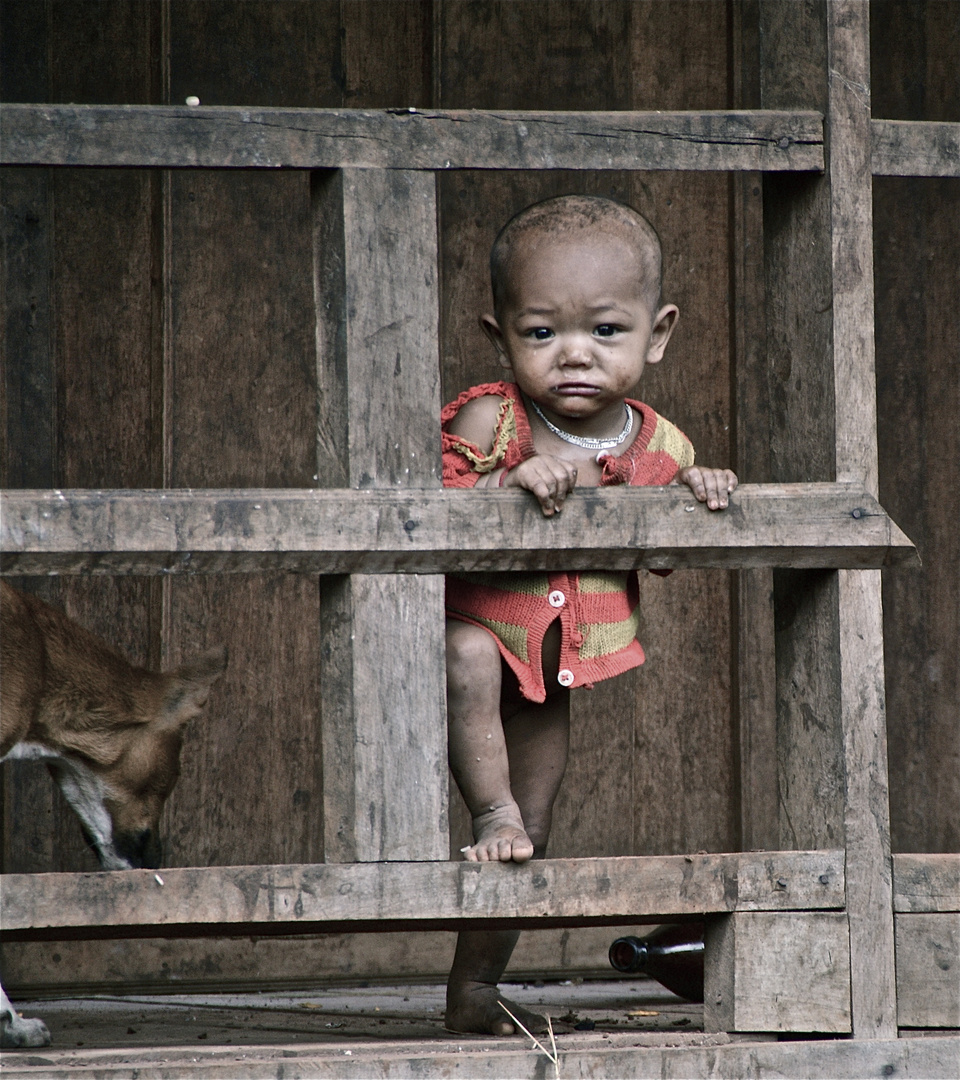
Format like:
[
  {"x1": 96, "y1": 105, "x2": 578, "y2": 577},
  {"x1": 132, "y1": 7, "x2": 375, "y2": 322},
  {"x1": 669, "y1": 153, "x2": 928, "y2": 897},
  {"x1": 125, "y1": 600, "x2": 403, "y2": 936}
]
[{"x1": 442, "y1": 381, "x2": 695, "y2": 702}]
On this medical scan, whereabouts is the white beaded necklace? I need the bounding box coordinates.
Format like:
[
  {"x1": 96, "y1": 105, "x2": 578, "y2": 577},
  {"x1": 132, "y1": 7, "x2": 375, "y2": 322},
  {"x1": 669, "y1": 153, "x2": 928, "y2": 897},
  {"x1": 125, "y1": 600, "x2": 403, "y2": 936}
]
[{"x1": 530, "y1": 399, "x2": 634, "y2": 451}]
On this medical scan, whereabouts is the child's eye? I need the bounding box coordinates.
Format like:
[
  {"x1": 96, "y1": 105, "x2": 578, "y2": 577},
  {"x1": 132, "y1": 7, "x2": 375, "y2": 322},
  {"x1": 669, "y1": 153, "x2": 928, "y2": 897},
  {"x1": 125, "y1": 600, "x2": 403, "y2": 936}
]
[
  {"x1": 594, "y1": 324, "x2": 620, "y2": 338},
  {"x1": 527, "y1": 327, "x2": 554, "y2": 341}
]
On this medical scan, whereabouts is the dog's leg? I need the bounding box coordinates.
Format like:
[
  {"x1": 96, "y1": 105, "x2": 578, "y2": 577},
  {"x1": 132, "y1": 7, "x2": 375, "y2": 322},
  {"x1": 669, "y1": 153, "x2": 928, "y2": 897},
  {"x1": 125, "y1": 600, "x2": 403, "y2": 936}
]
[{"x1": 1, "y1": 983, "x2": 51, "y2": 1049}]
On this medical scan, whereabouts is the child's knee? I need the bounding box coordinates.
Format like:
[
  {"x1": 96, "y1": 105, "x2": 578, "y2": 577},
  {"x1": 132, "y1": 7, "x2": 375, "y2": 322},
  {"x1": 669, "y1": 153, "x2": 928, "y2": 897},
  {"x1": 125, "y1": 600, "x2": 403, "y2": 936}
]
[
  {"x1": 446, "y1": 621, "x2": 500, "y2": 677},
  {"x1": 444, "y1": 626, "x2": 498, "y2": 699}
]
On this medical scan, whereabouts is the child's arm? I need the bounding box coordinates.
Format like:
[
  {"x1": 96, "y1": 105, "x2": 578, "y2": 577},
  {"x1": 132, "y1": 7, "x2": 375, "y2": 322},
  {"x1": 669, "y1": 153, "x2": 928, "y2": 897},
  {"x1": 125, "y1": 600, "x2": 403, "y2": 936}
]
[
  {"x1": 444, "y1": 394, "x2": 576, "y2": 515},
  {"x1": 676, "y1": 466, "x2": 738, "y2": 510}
]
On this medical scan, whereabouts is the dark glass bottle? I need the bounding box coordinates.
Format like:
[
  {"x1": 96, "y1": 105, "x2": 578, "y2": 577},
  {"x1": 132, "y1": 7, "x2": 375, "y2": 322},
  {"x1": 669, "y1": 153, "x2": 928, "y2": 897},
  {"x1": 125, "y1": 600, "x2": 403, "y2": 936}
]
[{"x1": 608, "y1": 923, "x2": 704, "y2": 1002}]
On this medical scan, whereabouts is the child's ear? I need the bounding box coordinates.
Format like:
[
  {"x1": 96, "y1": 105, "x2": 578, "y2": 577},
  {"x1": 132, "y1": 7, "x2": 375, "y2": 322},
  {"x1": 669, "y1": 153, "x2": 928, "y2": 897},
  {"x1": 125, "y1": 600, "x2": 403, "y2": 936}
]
[
  {"x1": 644, "y1": 304, "x2": 679, "y2": 366},
  {"x1": 480, "y1": 314, "x2": 513, "y2": 372}
]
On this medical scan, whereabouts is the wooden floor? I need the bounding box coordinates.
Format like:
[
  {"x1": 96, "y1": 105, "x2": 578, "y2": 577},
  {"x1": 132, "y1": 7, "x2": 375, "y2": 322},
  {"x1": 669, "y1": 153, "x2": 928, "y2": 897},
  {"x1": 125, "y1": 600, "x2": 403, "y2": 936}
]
[{"x1": 3, "y1": 979, "x2": 957, "y2": 1079}]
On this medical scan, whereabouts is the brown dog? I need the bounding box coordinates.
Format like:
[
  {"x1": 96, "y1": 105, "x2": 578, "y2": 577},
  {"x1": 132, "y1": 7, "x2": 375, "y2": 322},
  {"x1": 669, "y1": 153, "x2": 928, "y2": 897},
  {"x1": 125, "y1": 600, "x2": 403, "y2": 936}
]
[{"x1": 0, "y1": 581, "x2": 226, "y2": 1048}]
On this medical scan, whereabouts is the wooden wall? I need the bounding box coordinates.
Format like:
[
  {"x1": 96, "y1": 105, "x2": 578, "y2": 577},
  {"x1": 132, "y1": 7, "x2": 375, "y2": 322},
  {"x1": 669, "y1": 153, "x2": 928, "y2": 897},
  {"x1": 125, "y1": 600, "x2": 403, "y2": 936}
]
[
  {"x1": 1, "y1": 0, "x2": 957, "y2": 982},
  {"x1": 870, "y1": 0, "x2": 960, "y2": 855}
]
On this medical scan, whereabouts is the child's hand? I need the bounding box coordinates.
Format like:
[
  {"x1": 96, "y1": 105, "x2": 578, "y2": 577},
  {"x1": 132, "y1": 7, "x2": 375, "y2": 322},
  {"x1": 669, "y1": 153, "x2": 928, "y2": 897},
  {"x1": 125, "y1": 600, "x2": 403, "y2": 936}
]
[
  {"x1": 500, "y1": 455, "x2": 578, "y2": 517},
  {"x1": 677, "y1": 466, "x2": 738, "y2": 510}
]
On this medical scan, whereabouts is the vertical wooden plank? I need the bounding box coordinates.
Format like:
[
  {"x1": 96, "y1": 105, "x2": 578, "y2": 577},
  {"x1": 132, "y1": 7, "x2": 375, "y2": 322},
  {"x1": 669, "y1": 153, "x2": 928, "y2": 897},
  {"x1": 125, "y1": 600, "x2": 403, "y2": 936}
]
[
  {"x1": 759, "y1": 0, "x2": 896, "y2": 1038},
  {"x1": 871, "y1": 2, "x2": 960, "y2": 856},
  {"x1": 316, "y1": 168, "x2": 447, "y2": 862},
  {"x1": 895, "y1": 913, "x2": 960, "y2": 1029},
  {"x1": 759, "y1": 0, "x2": 845, "y2": 853},
  {"x1": 161, "y1": 574, "x2": 323, "y2": 867},
  {"x1": 772, "y1": 569, "x2": 845, "y2": 849},
  {"x1": 828, "y1": 2, "x2": 896, "y2": 1040},
  {"x1": 0, "y1": 0, "x2": 164, "y2": 874},
  {"x1": 340, "y1": 0, "x2": 433, "y2": 109},
  {"x1": 730, "y1": 0, "x2": 778, "y2": 854},
  {"x1": 0, "y1": 167, "x2": 56, "y2": 489},
  {"x1": 620, "y1": 1, "x2": 738, "y2": 860},
  {"x1": 161, "y1": 0, "x2": 342, "y2": 869}
]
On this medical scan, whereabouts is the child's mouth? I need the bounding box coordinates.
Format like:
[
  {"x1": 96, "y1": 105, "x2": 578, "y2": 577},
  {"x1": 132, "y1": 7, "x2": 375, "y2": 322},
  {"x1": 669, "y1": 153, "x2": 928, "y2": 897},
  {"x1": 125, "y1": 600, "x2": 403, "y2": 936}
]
[{"x1": 553, "y1": 383, "x2": 599, "y2": 396}]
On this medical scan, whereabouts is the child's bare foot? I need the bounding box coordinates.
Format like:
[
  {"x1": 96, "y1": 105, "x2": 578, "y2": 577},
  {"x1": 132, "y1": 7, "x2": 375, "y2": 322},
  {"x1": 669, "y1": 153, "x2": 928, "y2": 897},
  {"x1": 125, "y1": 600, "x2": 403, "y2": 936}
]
[
  {"x1": 445, "y1": 980, "x2": 553, "y2": 1036},
  {"x1": 462, "y1": 803, "x2": 534, "y2": 862}
]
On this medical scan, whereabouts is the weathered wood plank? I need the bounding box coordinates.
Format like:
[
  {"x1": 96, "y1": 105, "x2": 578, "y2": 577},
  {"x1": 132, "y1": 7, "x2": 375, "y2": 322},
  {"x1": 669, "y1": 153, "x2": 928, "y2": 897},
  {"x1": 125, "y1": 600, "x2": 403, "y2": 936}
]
[
  {"x1": 872, "y1": 6, "x2": 960, "y2": 858},
  {"x1": 0, "y1": 926, "x2": 635, "y2": 995},
  {"x1": 827, "y1": 1, "x2": 897, "y2": 1040},
  {"x1": 704, "y1": 911, "x2": 852, "y2": 1033},
  {"x1": 0, "y1": 852, "x2": 844, "y2": 938},
  {"x1": 0, "y1": 484, "x2": 917, "y2": 575},
  {"x1": 4, "y1": 1034, "x2": 958, "y2": 1080},
  {"x1": 895, "y1": 913, "x2": 960, "y2": 1029},
  {"x1": 894, "y1": 855, "x2": 960, "y2": 914},
  {"x1": 312, "y1": 167, "x2": 447, "y2": 862},
  {"x1": 0, "y1": 104, "x2": 825, "y2": 172},
  {"x1": 320, "y1": 574, "x2": 448, "y2": 862},
  {"x1": 760, "y1": 0, "x2": 897, "y2": 1040},
  {"x1": 871, "y1": 120, "x2": 960, "y2": 177}
]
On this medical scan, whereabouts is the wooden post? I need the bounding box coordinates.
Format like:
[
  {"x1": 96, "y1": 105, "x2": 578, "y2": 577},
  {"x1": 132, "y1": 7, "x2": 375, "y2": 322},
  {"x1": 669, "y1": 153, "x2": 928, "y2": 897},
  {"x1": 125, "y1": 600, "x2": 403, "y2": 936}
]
[
  {"x1": 757, "y1": 0, "x2": 897, "y2": 1038},
  {"x1": 704, "y1": 912, "x2": 852, "y2": 1033},
  {"x1": 313, "y1": 168, "x2": 448, "y2": 862}
]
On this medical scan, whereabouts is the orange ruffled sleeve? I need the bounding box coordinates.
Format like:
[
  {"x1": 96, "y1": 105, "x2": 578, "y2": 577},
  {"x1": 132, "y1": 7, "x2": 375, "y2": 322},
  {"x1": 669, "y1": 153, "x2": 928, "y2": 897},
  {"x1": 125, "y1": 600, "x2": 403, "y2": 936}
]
[{"x1": 441, "y1": 382, "x2": 527, "y2": 488}]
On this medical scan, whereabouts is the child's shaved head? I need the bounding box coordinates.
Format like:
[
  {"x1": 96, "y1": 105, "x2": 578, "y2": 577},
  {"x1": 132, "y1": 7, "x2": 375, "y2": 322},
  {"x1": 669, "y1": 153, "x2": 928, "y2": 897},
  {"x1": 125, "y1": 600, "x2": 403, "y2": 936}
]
[{"x1": 490, "y1": 195, "x2": 663, "y2": 316}]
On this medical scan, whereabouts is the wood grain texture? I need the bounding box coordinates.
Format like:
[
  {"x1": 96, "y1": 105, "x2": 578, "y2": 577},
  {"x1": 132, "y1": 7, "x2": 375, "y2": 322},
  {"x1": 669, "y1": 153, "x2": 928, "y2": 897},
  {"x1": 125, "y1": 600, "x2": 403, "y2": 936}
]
[
  {"x1": 3, "y1": 1035, "x2": 957, "y2": 1080},
  {"x1": 871, "y1": 120, "x2": 960, "y2": 177},
  {"x1": 3, "y1": 1028, "x2": 954, "y2": 1080},
  {"x1": 895, "y1": 913, "x2": 960, "y2": 1029},
  {"x1": 758, "y1": 0, "x2": 897, "y2": 1039},
  {"x1": 730, "y1": 6, "x2": 778, "y2": 853},
  {"x1": 827, "y1": 2, "x2": 896, "y2": 1040},
  {"x1": 155, "y1": 0, "x2": 342, "y2": 875},
  {"x1": 872, "y1": 5, "x2": 960, "y2": 858},
  {"x1": 0, "y1": 851, "x2": 844, "y2": 936},
  {"x1": 162, "y1": 574, "x2": 324, "y2": 868},
  {"x1": 773, "y1": 568, "x2": 845, "y2": 849},
  {"x1": 0, "y1": 0, "x2": 166, "y2": 875},
  {"x1": 314, "y1": 167, "x2": 446, "y2": 861},
  {"x1": 320, "y1": 574, "x2": 448, "y2": 863},
  {"x1": 894, "y1": 855, "x2": 960, "y2": 914},
  {"x1": 0, "y1": 925, "x2": 644, "y2": 995},
  {"x1": 704, "y1": 911, "x2": 851, "y2": 1033},
  {"x1": 0, "y1": 484, "x2": 917, "y2": 574},
  {"x1": 0, "y1": 104, "x2": 825, "y2": 173}
]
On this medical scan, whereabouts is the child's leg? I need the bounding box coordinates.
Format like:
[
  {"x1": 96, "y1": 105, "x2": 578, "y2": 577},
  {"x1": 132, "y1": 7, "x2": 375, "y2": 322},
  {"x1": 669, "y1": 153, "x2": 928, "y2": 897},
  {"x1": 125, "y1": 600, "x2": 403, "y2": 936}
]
[
  {"x1": 446, "y1": 619, "x2": 533, "y2": 862},
  {"x1": 445, "y1": 685, "x2": 571, "y2": 1035}
]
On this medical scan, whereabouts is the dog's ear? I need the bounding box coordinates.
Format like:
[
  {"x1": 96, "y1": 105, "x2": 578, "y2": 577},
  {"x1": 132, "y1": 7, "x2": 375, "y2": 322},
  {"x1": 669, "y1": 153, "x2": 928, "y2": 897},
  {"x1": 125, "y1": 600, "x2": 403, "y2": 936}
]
[{"x1": 161, "y1": 646, "x2": 227, "y2": 727}]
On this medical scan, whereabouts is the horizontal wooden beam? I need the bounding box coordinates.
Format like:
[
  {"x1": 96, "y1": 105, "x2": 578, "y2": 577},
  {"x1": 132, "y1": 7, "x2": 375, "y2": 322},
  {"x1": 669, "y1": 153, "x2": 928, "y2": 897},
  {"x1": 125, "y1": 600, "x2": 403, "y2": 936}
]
[
  {"x1": 0, "y1": 104, "x2": 824, "y2": 172},
  {"x1": 8, "y1": 1035, "x2": 960, "y2": 1080},
  {"x1": 871, "y1": 119, "x2": 960, "y2": 177},
  {"x1": 4, "y1": 1033, "x2": 959, "y2": 1080},
  {"x1": 0, "y1": 852, "x2": 844, "y2": 939},
  {"x1": 893, "y1": 854, "x2": 960, "y2": 913},
  {"x1": 0, "y1": 483, "x2": 916, "y2": 575}
]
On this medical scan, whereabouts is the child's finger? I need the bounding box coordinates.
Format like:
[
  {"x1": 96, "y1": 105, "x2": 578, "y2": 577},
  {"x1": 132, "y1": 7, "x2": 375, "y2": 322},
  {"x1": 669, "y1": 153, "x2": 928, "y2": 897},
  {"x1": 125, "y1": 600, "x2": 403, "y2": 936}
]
[
  {"x1": 683, "y1": 467, "x2": 707, "y2": 501},
  {"x1": 702, "y1": 469, "x2": 731, "y2": 510}
]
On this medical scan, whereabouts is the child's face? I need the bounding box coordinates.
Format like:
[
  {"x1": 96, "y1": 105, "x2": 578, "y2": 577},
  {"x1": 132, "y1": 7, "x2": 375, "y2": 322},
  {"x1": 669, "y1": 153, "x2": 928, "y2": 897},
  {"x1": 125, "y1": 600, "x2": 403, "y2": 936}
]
[{"x1": 482, "y1": 231, "x2": 677, "y2": 428}]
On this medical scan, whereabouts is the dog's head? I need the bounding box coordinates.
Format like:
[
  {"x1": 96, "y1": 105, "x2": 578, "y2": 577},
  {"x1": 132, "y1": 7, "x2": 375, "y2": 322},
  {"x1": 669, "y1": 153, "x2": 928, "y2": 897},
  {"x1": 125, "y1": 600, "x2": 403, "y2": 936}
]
[{"x1": 51, "y1": 647, "x2": 228, "y2": 870}]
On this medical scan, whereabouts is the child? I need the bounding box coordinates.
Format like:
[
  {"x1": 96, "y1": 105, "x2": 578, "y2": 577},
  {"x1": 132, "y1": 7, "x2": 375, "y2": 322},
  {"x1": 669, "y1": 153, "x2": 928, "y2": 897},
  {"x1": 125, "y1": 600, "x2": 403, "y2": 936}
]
[{"x1": 441, "y1": 195, "x2": 737, "y2": 1036}]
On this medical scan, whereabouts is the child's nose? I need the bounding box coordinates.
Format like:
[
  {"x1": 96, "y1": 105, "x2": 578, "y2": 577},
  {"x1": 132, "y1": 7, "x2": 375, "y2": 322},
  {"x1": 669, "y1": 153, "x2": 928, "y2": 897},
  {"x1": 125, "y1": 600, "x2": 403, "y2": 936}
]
[{"x1": 559, "y1": 335, "x2": 594, "y2": 365}]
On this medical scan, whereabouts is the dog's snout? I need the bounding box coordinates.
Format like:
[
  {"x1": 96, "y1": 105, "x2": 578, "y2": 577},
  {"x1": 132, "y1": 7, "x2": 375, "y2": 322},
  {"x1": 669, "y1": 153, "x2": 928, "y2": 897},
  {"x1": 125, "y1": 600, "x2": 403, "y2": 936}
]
[{"x1": 114, "y1": 829, "x2": 163, "y2": 870}]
